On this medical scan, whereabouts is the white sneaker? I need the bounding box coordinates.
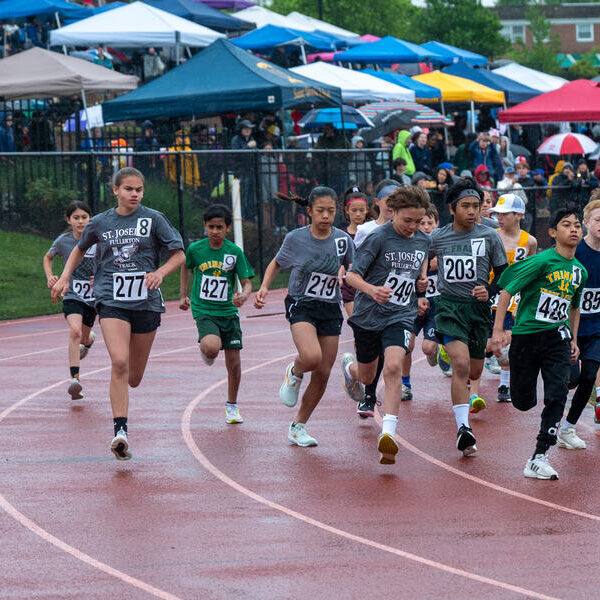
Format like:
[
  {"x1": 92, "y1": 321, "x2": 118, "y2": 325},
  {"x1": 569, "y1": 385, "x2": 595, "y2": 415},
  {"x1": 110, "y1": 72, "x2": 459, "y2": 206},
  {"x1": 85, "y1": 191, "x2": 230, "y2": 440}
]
[
  {"x1": 377, "y1": 432, "x2": 399, "y2": 465},
  {"x1": 523, "y1": 453, "x2": 559, "y2": 480},
  {"x1": 200, "y1": 348, "x2": 215, "y2": 366},
  {"x1": 557, "y1": 425, "x2": 586, "y2": 450},
  {"x1": 401, "y1": 384, "x2": 413, "y2": 401},
  {"x1": 288, "y1": 422, "x2": 317, "y2": 447},
  {"x1": 340, "y1": 352, "x2": 364, "y2": 402},
  {"x1": 67, "y1": 377, "x2": 83, "y2": 400},
  {"x1": 484, "y1": 355, "x2": 502, "y2": 375},
  {"x1": 280, "y1": 363, "x2": 303, "y2": 407},
  {"x1": 225, "y1": 403, "x2": 244, "y2": 424},
  {"x1": 79, "y1": 330, "x2": 96, "y2": 360},
  {"x1": 110, "y1": 428, "x2": 132, "y2": 461}
]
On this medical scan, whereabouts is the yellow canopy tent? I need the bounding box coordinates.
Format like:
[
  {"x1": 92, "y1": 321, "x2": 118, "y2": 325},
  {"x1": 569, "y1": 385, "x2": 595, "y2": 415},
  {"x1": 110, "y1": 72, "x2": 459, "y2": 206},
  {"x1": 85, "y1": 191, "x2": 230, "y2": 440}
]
[{"x1": 413, "y1": 70, "x2": 505, "y2": 132}]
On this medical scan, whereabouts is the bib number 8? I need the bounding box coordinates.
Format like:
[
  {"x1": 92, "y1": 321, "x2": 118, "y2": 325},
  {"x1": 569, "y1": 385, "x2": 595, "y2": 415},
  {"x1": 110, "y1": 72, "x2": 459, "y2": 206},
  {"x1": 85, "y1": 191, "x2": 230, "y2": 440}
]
[
  {"x1": 581, "y1": 288, "x2": 600, "y2": 314},
  {"x1": 200, "y1": 275, "x2": 228, "y2": 302},
  {"x1": 113, "y1": 272, "x2": 147, "y2": 301},
  {"x1": 535, "y1": 291, "x2": 569, "y2": 323},
  {"x1": 305, "y1": 272, "x2": 337, "y2": 299},
  {"x1": 443, "y1": 256, "x2": 476, "y2": 282},
  {"x1": 383, "y1": 273, "x2": 414, "y2": 306}
]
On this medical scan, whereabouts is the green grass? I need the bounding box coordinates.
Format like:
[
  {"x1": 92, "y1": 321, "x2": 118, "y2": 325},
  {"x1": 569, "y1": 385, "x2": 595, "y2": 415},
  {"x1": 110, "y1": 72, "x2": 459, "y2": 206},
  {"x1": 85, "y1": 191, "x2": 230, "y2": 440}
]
[{"x1": 0, "y1": 230, "x2": 289, "y2": 320}]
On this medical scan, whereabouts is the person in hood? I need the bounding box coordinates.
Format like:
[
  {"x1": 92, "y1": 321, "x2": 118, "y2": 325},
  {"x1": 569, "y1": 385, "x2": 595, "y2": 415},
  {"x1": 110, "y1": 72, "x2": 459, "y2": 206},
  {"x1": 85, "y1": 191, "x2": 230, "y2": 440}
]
[
  {"x1": 392, "y1": 130, "x2": 415, "y2": 176},
  {"x1": 474, "y1": 164, "x2": 493, "y2": 189},
  {"x1": 409, "y1": 131, "x2": 432, "y2": 175},
  {"x1": 348, "y1": 135, "x2": 372, "y2": 185},
  {"x1": 469, "y1": 131, "x2": 503, "y2": 183},
  {"x1": 0, "y1": 113, "x2": 15, "y2": 153},
  {"x1": 499, "y1": 135, "x2": 515, "y2": 170}
]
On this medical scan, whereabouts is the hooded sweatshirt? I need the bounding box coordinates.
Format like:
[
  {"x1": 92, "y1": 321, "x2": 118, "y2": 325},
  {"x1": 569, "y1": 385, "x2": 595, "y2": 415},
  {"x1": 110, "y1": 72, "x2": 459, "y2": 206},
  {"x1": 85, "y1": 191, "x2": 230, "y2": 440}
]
[
  {"x1": 499, "y1": 135, "x2": 514, "y2": 169},
  {"x1": 348, "y1": 135, "x2": 371, "y2": 184},
  {"x1": 392, "y1": 130, "x2": 415, "y2": 176},
  {"x1": 474, "y1": 164, "x2": 493, "y2": 189}
]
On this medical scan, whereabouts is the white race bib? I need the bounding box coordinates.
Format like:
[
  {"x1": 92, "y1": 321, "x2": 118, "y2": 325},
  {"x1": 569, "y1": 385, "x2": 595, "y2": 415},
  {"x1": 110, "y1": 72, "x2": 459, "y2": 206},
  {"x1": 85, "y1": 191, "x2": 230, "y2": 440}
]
[
  {"x1": 113, "y1": 271, "x2": 147, "y2": 302},
  {"x1": 199, "y1": 275, "x2": 228, "y2": 302},
  {"x1": 305, "y1": 272, "x2": 337, "y2": 299},
  {"x1": 535, "y1": 291, "x2": 570, "y2": 323},
  {"x1": 580, "y1": 288, "x2": 600, "y2": 315},
  {"x1": 514, "y1": 246, "x2": 527, "y2": 261},
  {"x1": 471, "y1": 238, "x2": 486, "y2": 257},
  {"x1": 135, "y1": 217, "x2": 152, "y2": 237},
  {"x1": 426, "y1": 274, "x2": 440, "y2": 298},
  {"x1": 443, "y1": 256, "x2": 477, "y2": 283},
  {"x1": 72, "y1": 279, "x2": 94, "y2": 301},
  {"x1": 383, "y1": 272, "x2": 414, "y2": 306}
]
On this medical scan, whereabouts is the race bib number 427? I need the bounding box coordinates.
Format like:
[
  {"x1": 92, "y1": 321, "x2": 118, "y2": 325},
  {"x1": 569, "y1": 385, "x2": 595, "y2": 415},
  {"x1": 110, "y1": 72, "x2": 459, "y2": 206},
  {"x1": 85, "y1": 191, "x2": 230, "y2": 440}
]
[
  {"x1": 113, "y1": 271, "x2": 147, "y2": 301},
  {"x1": 200, "y1": 275, "x2": 228, "y2": 302}
]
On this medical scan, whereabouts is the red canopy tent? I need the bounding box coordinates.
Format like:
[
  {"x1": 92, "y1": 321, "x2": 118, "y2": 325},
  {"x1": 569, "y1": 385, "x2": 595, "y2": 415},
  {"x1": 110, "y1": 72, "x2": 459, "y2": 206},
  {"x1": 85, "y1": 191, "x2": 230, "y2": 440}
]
[{"x1": 498, "y1": 79, "x2": 600, "y2": 123}]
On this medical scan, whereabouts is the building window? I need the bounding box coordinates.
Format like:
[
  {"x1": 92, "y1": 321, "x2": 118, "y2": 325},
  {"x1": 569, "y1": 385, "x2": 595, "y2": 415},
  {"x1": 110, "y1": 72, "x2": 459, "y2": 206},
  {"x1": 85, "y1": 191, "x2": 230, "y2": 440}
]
[
  {"x1": 500, "y1": 24, "x2": 525, "y2": 42},
  {"x1": 577, "y1": 23, "x2": 594, "y2": 42}
]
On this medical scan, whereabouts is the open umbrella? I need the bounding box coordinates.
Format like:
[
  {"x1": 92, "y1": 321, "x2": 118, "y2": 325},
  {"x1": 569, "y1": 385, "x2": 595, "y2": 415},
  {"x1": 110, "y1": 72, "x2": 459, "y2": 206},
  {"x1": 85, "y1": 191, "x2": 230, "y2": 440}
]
[
  {"x1": 537, "y1": 133, "x2": 597, "y2": 156},
  {"x1": 357, "y1": 109, "x2": 419, "y2": 143},
  {"x1": 299, "y1": 106, "x2": 374, "y2": 130}
]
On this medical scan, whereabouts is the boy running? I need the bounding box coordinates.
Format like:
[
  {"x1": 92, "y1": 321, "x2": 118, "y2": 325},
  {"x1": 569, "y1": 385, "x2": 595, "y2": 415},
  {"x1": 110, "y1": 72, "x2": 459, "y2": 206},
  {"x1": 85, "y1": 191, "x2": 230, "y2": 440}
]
[
  {"x1": 491, "y1": 208, "x2": 586, "y2": 479},
  {"x1": 343, "y1": 186, "x2": 431, "y2": 464},
  {"x1": 180, "y1": 204, "x2": 254, "y2": 424},
  {"x1": 430, "y1": 178, "x2": 508, "y2": 456}
]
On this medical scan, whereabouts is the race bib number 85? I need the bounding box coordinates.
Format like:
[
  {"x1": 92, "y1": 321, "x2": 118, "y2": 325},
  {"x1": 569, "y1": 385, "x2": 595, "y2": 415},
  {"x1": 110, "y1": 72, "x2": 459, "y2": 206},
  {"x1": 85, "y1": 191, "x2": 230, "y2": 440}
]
[
  {"x1": 535, "y1": 291, "x2": 569, "y2": 323},
  {"x1": 580, "y1": 288, "x2": 600, "y2": 315},
  {"x1": 384, "y1": 273, "x2": 414, "y2": 306},
  {"x1": 305, "y1": 272, "x2": 337, "y2": 299},
  {"x1": 200, "y1": 275, "x2": 228, "y2": 302},
  {"x1": 443, "y1": 256, "x2": 477, "y2": 283},
  {"x1": 113, "y1": 272, "x2": 147, "y2": 301}
]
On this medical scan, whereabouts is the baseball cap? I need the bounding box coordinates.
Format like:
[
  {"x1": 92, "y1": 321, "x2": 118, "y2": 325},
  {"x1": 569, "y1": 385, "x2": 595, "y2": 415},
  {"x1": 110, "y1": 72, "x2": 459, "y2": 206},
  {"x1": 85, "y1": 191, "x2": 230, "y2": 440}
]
[
  {"x1": 410, "y1": 125, "x2": 423, "y2": 136},
  {"x1": 438, "y1": 162, "x2": 453, "y2": 170},
  {"x1": 239, "y1": 119, "x2": 255, "y2": 129},
  {"x1": 563, "y1": 162, "x2": 574, "y2": 170},
  {"x1": 376, "y1": 184, "x2": 400, "y2": 199},
  {"x1": 505, "y1": 166, "x2": 515, "y2": 174},
  {"x1": 490, "y1": 193, "x2": 526, "y2": 215},
  {"x1": 534, "y1": 168, "x2": 545, "y2": 176},
  {"x1": 141, "y1": 119, "x2": 153, "y2": 129},
  {"x1": 411, "y1": 171, "x2": 432, "y2": 185}
]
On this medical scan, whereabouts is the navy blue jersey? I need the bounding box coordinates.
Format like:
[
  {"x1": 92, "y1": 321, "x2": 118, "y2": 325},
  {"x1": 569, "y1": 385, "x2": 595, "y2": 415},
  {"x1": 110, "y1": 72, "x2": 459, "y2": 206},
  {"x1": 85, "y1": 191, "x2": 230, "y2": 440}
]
[{"x1": 575, "y1": 239, "x2": 600, "y2": 337}]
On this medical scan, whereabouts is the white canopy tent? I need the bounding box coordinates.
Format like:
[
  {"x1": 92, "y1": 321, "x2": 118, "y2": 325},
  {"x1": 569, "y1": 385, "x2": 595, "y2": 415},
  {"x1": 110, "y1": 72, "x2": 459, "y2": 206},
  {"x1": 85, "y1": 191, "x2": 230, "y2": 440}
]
[
  {"x1": 492, "y1": 62, "x2": 567, "y2": 93},
  {"x1": 291, "y1": 62, "x2": 415, "y2": 103},
  {"x1": 50, "y1": 2, "x2": 225, "y2": 53},
  {"x1": 286, "y1": 12, "x2": 359, "y2": 37},
  {"x1": 233, "y1": 6, "x2": 306, "y2": 30}
]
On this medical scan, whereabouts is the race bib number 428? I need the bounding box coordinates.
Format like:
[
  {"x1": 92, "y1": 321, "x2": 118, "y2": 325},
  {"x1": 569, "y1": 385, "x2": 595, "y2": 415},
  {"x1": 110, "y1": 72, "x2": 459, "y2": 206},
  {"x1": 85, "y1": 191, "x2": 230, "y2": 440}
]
[
  {"x1": 113, "y1": 271, "x2": 147, "y2": 301},
  {"x1": 535, "y1": 291, "x2": 569, "y2": 323},
  {"x1": 442, "y1": 256, "x2": 477, "y2": 282}
]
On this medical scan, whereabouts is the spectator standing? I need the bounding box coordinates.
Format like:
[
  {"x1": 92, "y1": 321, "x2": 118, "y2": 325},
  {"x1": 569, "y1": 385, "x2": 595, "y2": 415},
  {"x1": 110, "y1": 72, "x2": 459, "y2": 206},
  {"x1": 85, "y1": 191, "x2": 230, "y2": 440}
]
[
  {"x1": 134, "y1": 120, "x2": 160, "y2": 178},
  {"x1": 392, "y1": 130, "x2": 415, "y2": 176},
  {"x1": 499, "y1": 135, "x2": 515, "y2": 170},
  {"x1": 231, "y1": 119, "x2": 258, "y2": 221},
  {"x1": 392, "y1": 157, "x2": 411, "y2": 186},
  {"x1": 0, "y1": 113, "x2": 15, "y2": 152},
  {"x1": 409, "y1": 131, "x2": 432, "y2": 175},
  {"x1": 551, "y1": 162, "x2": 576, "y2": 214},
  {"x1": 28, "y1": 109, "x2": 54, "y2": 151},
  {"x1": 314, "y1": 123, "x2": 349, "y2": 196},
  {"x1": 348, "y1": 135, "x2": 372, "y2": 186},
  {"x1": 572, "y1": 159, "x2": 599, "y2": 208},
  {"x1": 497, "y1": 166, "x2": 528, "y2": 205},
  {"x1": 142, "y1": 47, "x2": 165, "y2": 82},
  {"x1": 469, "y1": 131, "x2": 503, "y2": 183},
  {"x1": 430, "y1": 166, "x2": 453, "y2": 226}
]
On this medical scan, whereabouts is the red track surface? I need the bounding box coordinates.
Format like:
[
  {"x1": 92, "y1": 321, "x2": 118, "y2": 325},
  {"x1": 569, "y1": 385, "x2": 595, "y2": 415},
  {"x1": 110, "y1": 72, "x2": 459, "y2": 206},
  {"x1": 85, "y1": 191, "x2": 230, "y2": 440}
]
[{"x1": 1, "y1": 289, "x2": 599, "y2": 599}]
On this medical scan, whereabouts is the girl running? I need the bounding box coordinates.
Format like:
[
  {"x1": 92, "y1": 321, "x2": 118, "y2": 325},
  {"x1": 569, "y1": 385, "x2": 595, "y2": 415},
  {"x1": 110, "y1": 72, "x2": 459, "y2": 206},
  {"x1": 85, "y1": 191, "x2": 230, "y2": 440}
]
[
  {"x1": 44, "y1": 201, "x2": 97, "y2": 400},
  {"x1": 51, "y1": 167, "x2": 185, "y2": 461},
  {"x1": 254, "y1": 186, "x2": 354, "y2": 447}
]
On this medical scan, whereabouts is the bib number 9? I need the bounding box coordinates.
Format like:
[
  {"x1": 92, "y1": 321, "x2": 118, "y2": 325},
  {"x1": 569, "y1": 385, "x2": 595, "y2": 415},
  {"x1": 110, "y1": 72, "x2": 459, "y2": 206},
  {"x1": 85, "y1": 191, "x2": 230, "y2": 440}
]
[
  {"x1": 113, "y1": 272, "x2": 147, "y2": 301},
  {"x1": 305, "y1": 272, "x2": 337, "y2": 300},
  {"x1": 72, "y1": 279, "x2": 94, "y2": 301},
  {"x1": 535, "y1": 291, "x2": 569, "y2": 323},
  {"x1": 383, "y1": 273, "x2": 414, "y2": 306},
  {"x1": 580, "y1": 288, "x2": 600, "y2": 315},
  {"x1": 443, "y1": 256, "x2": 477, "y2": 282},
  {"x1": 200, "y1": 275, "x2": 228, "y2": 302}
]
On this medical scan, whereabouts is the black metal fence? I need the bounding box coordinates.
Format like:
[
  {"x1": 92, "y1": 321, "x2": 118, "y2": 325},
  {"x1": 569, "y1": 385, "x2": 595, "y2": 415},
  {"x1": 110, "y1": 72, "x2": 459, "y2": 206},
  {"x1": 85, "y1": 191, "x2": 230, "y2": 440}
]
[{"x1": 0, "y1": 147, "x2": 594, "y2": 277}]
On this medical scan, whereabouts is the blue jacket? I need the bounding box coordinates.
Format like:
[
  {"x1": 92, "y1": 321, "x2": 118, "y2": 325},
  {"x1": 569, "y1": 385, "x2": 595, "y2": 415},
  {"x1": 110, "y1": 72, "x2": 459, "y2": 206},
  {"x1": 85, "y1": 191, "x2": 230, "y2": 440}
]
[
  {"x1": 469, "y1": 140, "x2": 503, "y2": 183},
  {"x1": 0, "y1": 122, "x2": 15, "y2": 152},
  {"x1": 409, "y1": 144, "x2": 432, "y2": 175}
]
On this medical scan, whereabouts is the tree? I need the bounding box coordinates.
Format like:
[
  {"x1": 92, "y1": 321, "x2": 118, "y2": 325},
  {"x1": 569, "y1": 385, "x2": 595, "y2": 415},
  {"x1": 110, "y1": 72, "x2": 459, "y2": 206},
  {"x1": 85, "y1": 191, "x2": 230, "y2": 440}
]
[
  {"x1": 269, "y1": 0, "x2": 419, "y2": 40},
  {"x1": 567, "y1": 49, "x2": 600, "y2": 80},
  {"x1": 411, "y1": 0, "x2": 509, "y2": 60},
  {"x1": 510, "y1": 6, "x2": 562, "y2": 75}
]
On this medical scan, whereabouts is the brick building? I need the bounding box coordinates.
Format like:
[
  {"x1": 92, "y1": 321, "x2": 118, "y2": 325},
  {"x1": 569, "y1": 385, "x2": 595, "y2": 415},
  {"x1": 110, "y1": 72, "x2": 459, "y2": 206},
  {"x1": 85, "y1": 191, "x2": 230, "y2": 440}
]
[{"x1": 493, "y1": 4, "x2": 600, "y2": 54}]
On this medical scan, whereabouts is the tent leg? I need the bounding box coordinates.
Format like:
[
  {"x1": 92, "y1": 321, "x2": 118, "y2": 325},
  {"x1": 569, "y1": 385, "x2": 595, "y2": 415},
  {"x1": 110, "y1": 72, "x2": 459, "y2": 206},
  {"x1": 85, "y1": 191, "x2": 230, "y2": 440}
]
[
  {"x1": 340, "y1": 104, "x2": 347, "y2": 147},
  {"x1": 55, "y1": 12, "x2": 67, "y2": 55},
  {"x1": 80, "y1": 89, "x2": 93, "y2": 144},
  {"x1": 300, "y1": 43, "x2": 307, "y2": 65},
  {"x1": 441, "y1": 99, "x2": 449, "y2": 160},
  {"x1": 470, "y1": 100, "x2": 476, "y2": 133},
  {"x1": 175, "y1": 31, "x2": 181, "y2": 66}
]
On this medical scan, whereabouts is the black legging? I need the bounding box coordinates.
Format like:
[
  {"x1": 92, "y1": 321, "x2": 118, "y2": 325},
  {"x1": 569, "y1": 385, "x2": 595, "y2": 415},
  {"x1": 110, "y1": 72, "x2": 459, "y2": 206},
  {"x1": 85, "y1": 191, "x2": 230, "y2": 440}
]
[
  {"x1": 566, "y1": 359, "x2": 600, "y2": 425},
  {"x1": 364, "y1": 351, "x2": 384, "y2": 398}
]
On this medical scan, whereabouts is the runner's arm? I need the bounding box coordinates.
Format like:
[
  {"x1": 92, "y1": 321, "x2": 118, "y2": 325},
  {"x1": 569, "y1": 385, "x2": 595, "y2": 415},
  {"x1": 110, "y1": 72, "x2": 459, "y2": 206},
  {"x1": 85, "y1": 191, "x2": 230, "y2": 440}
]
[
  {"x1": 179, "y1": 264, "x2": 191, "y2": 310},
  {"x1": 490, "y1": 289, "x2": 511, "y2": 356},
  {"x1": 569, "y1": 305, "x2": 581, "y2": 362},
  {"x1": 345, "y1": 271, "x2": 391, "y2": 304},
  {"x1": 43, "y1": 252, "x2": 58, "y2": 288},
  {"x1": 486, "y1": 262, "x2": 508, "y2": 299},
  {"x1": 233, "y1": 277, "x2": 252, "y2": 307},
  {"x1": 254, "y1": 258, "x2": 281, "y2": 308},
  {"x1": 51, "y1": 246, "x2": 85, "y2": 303}
]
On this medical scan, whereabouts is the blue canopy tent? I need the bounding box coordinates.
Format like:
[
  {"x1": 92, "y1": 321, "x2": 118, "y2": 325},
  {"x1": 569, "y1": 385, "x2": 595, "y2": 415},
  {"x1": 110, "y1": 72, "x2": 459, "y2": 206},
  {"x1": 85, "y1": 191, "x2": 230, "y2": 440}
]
[
  {"x1": 333, "y1": 35, "x2": 443, "y2": 64},
  {"x1": 231, "y1": 24, "x2": 339, "y2": 54},
  {"x1": 361, "y1": 69, "x2": 441, "y2": 100},
  {"x1": 142, "y1": 0, "x2": 250, "y2": 31},
  {"x1": 102, "y1": 38, "x2": 343, "y2": 121},
  {"x1": 443, "y1": 61, "x2": 540, "y2": 104},
  {"x1": 0, "y1": 0, "x2": 92, "y2": 21},
  {"x1": 421, "y1": 41, "x2": 487, "y2": 67}
]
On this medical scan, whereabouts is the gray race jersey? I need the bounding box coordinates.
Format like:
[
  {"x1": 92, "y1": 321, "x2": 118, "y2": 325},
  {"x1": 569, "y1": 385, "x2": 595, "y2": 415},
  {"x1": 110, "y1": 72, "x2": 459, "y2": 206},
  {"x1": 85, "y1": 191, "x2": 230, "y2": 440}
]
[
  {"x1": 77, "y1": 205, "x2": 183, "y2": 312},
  {"x1": 349, "y1": 222, "x2": 430, "y2": 330},
  {"x1": 275, "y1": 225, "x2": 354, "y2": 304},
  {"x1": 430, "y1": 222, "x2": 507, "y2": 298},
  {"x1": 49, "y1": 231, "x2": 96, "y2": 305}
]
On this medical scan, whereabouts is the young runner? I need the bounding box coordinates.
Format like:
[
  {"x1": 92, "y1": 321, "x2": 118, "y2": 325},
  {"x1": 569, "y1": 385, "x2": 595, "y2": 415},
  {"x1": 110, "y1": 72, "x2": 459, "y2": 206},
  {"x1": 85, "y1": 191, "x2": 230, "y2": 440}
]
[
  {"x1": 44, "y1": 201, "x2": 97, "y2": 400},
  {"x1": 341, "y1": 186, "x2": 370, "y2": 317},
  {"x1": 52, "y1": 167, "x2": 185, "y2": 460},
  {"x1": 401, "y1": 203, "x2": 441, "y2": 401},
  {"x1": 491, "y1": 208, "x2": 586, "y2": 479},
  {"x1": 555, "y1": 197, "x2": 600, "y2": 442},
  {"x1": 179, "y1": 204, "x2": 254, "y2": 424},
  {"x1": 430, "y1": 178, "x2": 508, "y2": 456},
  {"x1": 254, "y1": 186, "x2": 354, "y2": 447},
  {"x1": 343, "y1": 186, "x2": 431, "y2": 464}
]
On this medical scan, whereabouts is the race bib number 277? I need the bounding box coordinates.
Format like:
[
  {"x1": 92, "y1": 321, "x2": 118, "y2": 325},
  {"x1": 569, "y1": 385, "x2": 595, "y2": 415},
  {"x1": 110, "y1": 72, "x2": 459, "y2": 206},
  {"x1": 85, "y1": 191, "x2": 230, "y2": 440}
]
[{"x1": 113, "y1": 271, "x2": 147, "y2": 301}]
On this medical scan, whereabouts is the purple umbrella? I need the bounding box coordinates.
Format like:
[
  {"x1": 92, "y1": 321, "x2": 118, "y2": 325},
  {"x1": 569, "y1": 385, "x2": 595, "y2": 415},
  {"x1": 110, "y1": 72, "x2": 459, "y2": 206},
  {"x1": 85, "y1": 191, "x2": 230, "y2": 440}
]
[{"x1": 191, "y1": 0, "x2": 255, "y2": 9}]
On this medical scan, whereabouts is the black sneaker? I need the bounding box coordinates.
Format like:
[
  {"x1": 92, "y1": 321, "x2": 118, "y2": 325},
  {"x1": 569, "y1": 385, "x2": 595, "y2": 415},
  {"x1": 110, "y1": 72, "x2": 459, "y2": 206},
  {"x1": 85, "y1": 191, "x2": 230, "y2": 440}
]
[
  {"x1": 497, "y1": 385, "x2": 511, "y2": 402},
  {"x1": 357, "y1": 394, "x2": 379, "y2": 418},
  {"x1": 456, "y1": 425, "x2": 477, "y2": 456}
]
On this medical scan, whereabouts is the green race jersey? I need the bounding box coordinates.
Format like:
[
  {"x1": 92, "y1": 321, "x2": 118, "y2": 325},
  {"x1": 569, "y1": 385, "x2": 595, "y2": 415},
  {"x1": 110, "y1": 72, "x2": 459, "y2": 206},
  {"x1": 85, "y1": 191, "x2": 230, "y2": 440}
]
[
  {"x1": 186, "y1": 238, "x2": 254, "y2": 318},
  {"x1": 498, "y1": 248, "x2": 587, "y2": 335}
]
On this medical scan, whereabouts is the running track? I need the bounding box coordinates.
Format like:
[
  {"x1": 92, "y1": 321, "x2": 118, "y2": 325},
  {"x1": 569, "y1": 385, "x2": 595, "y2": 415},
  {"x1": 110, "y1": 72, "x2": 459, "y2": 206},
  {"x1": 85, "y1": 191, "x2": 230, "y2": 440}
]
[{"x1": 1, "y1": 289, "x2": 598, "y2": 599}]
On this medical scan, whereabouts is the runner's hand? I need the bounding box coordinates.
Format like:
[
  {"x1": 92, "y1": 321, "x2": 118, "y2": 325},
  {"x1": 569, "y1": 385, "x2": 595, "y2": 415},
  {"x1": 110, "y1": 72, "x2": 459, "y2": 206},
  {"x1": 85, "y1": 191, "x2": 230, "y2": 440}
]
[
  {"x1": 179, "y1": 296, "x2": 190, "y2": 310},
  {"x1": 417, "y1": 297, "x2": 429, "y2": 316},
  {"x1": 51, "y1": 278, "x2": 69, "y2": 304},
  {"x1": 254, "y1": 288, "x2": 268, "y2": 309},
  {"x1": 233, "y1": 292, "x2": 247, "y2": 307},
  {"x1": 416, "y1": 274, "x2": 428, "y2": 293},
  {"x1": 570, "y1": 341, "x2": 579, "y2": 362},
  {"x1": 472, "y1": 285, "x2": 489, "y2": 302},
  {"x1": 490, "y1": 330, "x2": 505, "y2": 357},
  {"x1": 145, "y1": 271, "x2": 163, "y2": 290},
  {"x1": 370, "y1": 286, "x2": 392, "y2": 304},
  {"x1": 47, "y1": 275, "x2": 58, "y2": 288}
]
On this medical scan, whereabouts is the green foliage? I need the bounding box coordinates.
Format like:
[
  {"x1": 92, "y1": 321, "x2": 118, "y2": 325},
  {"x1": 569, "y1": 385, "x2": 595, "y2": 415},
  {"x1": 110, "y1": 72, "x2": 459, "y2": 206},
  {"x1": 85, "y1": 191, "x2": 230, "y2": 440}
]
[
  {"x1": 270, "y1": 0, "x2": 419, "y2": 40},
  {"x1": 509, "y1": 5, "x2": 562, "y2": 75},
  {"x1": 567, "y1": 49, "x2": 600, "y2": 80},
  {"x1": 412, "y1": 0, "x2": 509, "y2": 59},
  {"x1": 24, "y1": 177, "x2": 79, "y2": 236}
]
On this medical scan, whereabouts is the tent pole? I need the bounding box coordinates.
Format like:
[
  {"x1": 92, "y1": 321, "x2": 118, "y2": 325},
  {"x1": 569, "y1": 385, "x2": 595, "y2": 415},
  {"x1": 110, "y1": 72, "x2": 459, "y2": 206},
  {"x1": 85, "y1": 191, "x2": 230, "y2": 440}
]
[
  {"x1": 175, "y1": 31, "x2": 181, "y2": 66},
  {"x1": 279, "y1": 109, "x2": 286, "y2": 149},
  {"x1": 80, "y1": 89, "x2": 93, "y2": 144},
  {"x1": 340, "y1": 104, "x2": 347, "y2": 148},
  {"x1": 3, "y1": 27, "x2": 6, "y2": 58},
  {"x1": 55, "y1": 12, "x2": 67, "y2": 55},
  {"x1": 470, "y1": 100, "x2": 476, "y2": 133},
  {"x1": 440, "y1": 99, "x2": 449, "y2": 160},
  {"x1": 300, "y1": 43, "x2": 307, "y2": 65},
  {"x1": 503, "y1": 101, "x2": 511, "y2": 145}
]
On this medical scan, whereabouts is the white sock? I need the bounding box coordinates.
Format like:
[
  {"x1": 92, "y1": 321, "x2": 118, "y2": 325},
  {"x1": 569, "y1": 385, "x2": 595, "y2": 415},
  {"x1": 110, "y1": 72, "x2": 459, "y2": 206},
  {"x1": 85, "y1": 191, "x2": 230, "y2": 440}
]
[
  {"x1": 500, "y1": 370, "x2": 510, "y2": 387},
  {"x1": 562, "y1": 420, "x2": 575, "y2": 431},
  {"x1": 382, "y1": 414, "x2": 398, "y2": 437},
  {"x1": 226, "y1": 402, "x2": 237, "y2": 407},
  {"x1": 453, "y1": 404, "x2": 470, "y2": 429}
]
